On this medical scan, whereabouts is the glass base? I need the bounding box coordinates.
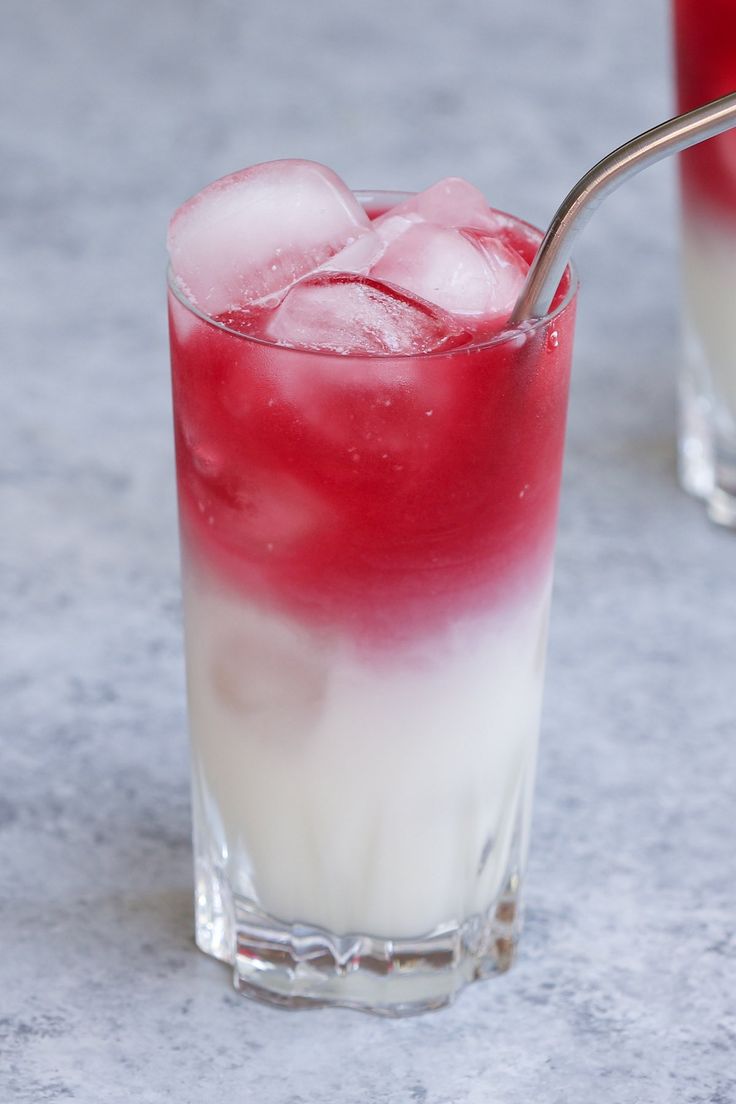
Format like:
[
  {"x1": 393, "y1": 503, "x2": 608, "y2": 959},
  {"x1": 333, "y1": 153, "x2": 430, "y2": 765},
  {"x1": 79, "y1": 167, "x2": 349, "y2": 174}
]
[
  {"x1": 678, "y1": 328, "x2": 736, "y2": 530},
  {"x1": 194, "y1": 858, "x2": 522, "y2": 1016}
]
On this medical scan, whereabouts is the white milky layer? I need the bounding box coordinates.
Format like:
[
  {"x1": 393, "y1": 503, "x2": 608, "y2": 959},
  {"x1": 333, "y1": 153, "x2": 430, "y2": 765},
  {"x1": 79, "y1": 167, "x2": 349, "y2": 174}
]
[
  {"x1": 681, "y1": 215, "x2": 736, "y2": 423},
  {"x1": 183, "y1": 563, "x2": 552, "y2": 938}
]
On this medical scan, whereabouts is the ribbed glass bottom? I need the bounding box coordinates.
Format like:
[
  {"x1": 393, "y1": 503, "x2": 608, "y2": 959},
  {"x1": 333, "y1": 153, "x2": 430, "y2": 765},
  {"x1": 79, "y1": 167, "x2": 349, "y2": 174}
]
[{"x1": 194, "y1": 855, "x2": 521, "y2": 1016}]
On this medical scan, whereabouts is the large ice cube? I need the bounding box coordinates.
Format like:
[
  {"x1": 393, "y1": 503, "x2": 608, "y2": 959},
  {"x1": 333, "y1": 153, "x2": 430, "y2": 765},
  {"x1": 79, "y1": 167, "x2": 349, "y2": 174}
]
[
  {"x1": 370, "y1": 223, "x2": 528, "y2": 322},
  {"x1": 264, "y1": 273, "x2": 469, "y2": 356},
  {"x1": 378, "y1": 177, "x2": 504, "y2": 234},
  {"x1": 167, "y1": 159, "x2": 371, "y2": 315}
]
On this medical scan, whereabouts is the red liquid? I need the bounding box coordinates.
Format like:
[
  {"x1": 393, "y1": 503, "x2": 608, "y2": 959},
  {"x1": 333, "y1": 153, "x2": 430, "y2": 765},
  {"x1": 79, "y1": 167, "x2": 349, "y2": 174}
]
[
  {"x1": 674, "y1": 0, "x2": 736, "y2": 219},
  {"x1": 169, "y1": 211, "x2": 576, "y2": 647}
]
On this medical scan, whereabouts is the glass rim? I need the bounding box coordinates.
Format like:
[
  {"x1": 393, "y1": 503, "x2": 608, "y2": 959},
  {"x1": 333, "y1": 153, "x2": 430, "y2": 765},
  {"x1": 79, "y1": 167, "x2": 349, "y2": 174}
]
[{"x1": 166, "y1": 190, "x2": 578, "y2": 361}]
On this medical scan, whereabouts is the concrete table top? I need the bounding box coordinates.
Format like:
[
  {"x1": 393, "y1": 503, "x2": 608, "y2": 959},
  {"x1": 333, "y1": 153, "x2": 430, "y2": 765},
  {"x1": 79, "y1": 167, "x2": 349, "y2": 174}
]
[{"x1": 2, "y1": 0, "x2": 734, "y2": 1100}]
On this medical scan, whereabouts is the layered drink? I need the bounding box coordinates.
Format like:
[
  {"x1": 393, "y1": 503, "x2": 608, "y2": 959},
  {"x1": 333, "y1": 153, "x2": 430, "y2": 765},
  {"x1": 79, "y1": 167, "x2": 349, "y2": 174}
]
[
  {"x1": 167, "y1": 161, "x2": 577, "y2": 1013},
  {"x1": 674, "y1": 0, "x2": 736, "y2": 525}
]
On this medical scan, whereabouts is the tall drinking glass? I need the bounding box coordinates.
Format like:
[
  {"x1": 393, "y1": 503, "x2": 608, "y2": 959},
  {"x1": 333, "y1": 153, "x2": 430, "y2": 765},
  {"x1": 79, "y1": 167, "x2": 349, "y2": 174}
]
[
  {"x1": 167, "y1": 189, "x2": 578, "y2": 1015},
  {"x1": 674, "y1": 0, "x2": 736, "y2": 527}
]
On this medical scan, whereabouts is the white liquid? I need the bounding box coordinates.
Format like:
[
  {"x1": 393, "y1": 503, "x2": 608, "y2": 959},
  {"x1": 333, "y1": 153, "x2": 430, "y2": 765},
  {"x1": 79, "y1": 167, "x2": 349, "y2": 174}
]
[
  {"x1": 183, "y1": 562, "x2": 551, "y2": 939},
  {"x1": 681, "y1": 216, "x2": 736, "y2": 426}
]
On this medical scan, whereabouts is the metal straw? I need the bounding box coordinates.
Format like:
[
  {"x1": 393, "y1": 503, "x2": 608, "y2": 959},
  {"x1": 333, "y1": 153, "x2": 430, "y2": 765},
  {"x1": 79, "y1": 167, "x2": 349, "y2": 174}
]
[{"x1": 510, "y1": 91, "x2": 736, "y2": 324}]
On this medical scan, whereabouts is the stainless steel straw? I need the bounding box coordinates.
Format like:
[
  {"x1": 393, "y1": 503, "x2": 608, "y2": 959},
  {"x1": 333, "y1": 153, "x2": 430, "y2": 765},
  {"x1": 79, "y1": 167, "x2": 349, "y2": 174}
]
[{"x1": 510, "y1": 91, "x2": 736, "y2": 324}]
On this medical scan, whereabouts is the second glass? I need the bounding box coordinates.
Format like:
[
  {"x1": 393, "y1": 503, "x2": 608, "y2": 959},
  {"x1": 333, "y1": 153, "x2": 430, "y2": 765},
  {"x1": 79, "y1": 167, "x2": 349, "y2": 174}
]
[
  {"x1": 168, "y1": 190, "x2": 578, "y2": 1015},
  {"x1": 674, "y1": 0, "x2": 736, "y2": 527}
]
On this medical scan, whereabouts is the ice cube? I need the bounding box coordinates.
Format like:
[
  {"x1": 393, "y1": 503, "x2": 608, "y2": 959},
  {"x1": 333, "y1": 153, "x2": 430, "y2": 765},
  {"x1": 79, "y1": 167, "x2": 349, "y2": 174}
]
[
  {"x1": 220, "y1": 467, "x2": 335, "y2": 556},
  {"x1": 378, "y1": 177, "x2": 504, "y2": 234},
  {"x1": 167, "y1": 159, "x2": 371, "y2": 315},
  {"x1": 264, "y1": 273, "x2": 469, "y2": 356},
  {"x1": 374, "y1": 213, "x2": 421, "y2": 247},
  {"x1": 211, "y1": 608, "x2": 327, "y2": 719},
  {"x1": 318, "y1": 228, "x2": 384, "y2": 274},
  {"x1": 370, "y1": 223, "x2": 528, "y2": 322}
]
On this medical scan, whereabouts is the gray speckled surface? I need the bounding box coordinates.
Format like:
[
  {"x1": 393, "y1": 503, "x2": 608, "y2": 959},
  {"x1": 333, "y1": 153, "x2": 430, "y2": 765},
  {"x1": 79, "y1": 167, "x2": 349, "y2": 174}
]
[{"x1": 2, "y1": 1, "x2": 736, "y2": 1101}]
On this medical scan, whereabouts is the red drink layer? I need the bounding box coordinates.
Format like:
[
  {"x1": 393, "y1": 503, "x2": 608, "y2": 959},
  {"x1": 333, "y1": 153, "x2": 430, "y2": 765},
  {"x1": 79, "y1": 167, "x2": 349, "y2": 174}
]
[
  {"x1": 674, "y1": 0, "x2": 736, "y2": 220},
  {"x1": 169, "y1": 205, "x2": 575, "y2": 648}
]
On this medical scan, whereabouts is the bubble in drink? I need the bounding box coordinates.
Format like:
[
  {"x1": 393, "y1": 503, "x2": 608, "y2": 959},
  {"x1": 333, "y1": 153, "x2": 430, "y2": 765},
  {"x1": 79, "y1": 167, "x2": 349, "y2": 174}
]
[{"x1": 167, "y1": 159, "x2": 371, "y2": 314}]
